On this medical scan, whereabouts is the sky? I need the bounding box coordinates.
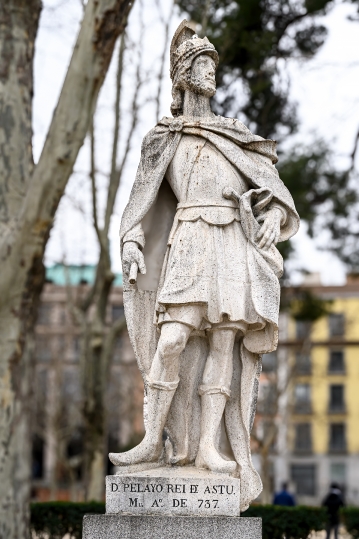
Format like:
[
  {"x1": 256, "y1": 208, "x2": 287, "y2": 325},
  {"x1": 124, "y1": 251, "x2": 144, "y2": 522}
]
[{"x1": 33, "y1": 0, "x2": 359, "y2": 285}]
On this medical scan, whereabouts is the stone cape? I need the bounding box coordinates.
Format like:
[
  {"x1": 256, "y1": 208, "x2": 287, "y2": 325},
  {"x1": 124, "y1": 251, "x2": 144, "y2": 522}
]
[{"x1": 118, "y1": 114, "x2": 299, "y2": 511}]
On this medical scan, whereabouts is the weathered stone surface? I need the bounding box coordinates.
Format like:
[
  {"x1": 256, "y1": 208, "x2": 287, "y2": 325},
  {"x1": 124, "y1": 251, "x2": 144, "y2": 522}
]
[
  {"x1": 108, "y1": 18, "x2": 300, "y2": 513},
  {"x1": 106, "y1": 466, "x2": 240, "y2": 517},
  {"x1": 83, "y1": 514, "x2": 262, "y2": 539}
]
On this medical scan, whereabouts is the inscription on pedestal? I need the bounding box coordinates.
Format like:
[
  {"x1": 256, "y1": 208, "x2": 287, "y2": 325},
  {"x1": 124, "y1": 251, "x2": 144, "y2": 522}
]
[{"x1": 106, "y1": 467, "x2": 240, "y2": 517}]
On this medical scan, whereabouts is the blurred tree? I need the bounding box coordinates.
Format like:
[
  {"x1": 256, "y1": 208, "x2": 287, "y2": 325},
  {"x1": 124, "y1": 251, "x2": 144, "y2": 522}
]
[
  {"x1": 277, "y1": 144, "x2": 358, "y2": 268},
  {"x1": 177, "y1": 0, "x2": 359, "y2": 268},
  {"x1": 0, "y1": 0, "x2": 133, "y2": 536},
  {"x1": 177, "y1": 0, "x2": 333, "y2": 138}
]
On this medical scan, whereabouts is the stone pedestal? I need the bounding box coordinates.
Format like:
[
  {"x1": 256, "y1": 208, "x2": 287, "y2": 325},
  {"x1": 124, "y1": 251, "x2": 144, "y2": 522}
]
[
  {"x1": 83, "y1": 514, "x2": 262, "y2": 539},
  {"x1": 82, "y1": 466, "x2": 261, "y2": 538}
]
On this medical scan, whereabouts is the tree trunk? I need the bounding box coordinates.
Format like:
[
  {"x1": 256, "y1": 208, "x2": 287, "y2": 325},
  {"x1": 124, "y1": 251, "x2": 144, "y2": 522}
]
[
  {"x1": 83, "y1": 311, "x2": 126, "y2": 501},
  {"x1": 83, "y1": 324, "x2": 108, "y2": 501},
  {"x1": 261, "y1": 448, "x2": 272, "y2": 504},
  {"x1": 81, "y1": 269, "x2": 125, "y2": 501},
  {"x1": 0, "y1": 5, "x2": 42, "y2": 533},
  {"x1": 0, "y1": 0, "x2": 133, "y2": 535}
]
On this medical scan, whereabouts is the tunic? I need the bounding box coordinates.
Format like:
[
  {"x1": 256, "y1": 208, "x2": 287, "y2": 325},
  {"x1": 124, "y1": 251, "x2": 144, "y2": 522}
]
[{"x1": 156, "y1": 134, "x2": 266, "y2": 332}]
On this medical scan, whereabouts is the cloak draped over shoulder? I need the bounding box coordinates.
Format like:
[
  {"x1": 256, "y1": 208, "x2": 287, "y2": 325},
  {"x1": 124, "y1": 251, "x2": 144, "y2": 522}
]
[
  {"x1": 120, "y1": 115, "x2": 299, "y2": 512},
  {"x1": 120, "y1": 115, "x2": 299, "y2": 247}
]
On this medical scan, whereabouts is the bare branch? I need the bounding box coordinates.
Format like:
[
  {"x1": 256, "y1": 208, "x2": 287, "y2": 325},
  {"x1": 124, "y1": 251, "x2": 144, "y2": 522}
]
[
  {"x1": 104, "y1": 33, "x2": 127, "y2": 234},
  {"x1": 101, "y1": 315, "x2": 127, "y2": 378},
  {"x1": 154, "y1": 0, "x2": 175, "y2": 122},
  {"x1": 62, "y1": 264, "x2": 86, "y2": 327},
  {"x1": 89, "y1": 119, "x2": 107, "y2": 255},
  {"x1": 90, "y1": 120, "x2": 100, "y2": 240},
  {"x1": 201, "y1": 0, "x2": 211, "y2": 37},
  {"x1": 4, "y1": 0, "x2": 134, "y2": 286},
  {"x1": 350, "y1": 126, "x2": 359, "y2": 171},
  {"x1": 104, "y1": 29, "x2": 144, "y2": 234}
]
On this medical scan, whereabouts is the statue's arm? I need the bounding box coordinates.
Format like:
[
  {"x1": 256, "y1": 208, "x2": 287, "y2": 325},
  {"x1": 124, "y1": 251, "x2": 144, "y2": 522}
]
[
  {"x1": 123, "y1": 222, "x2": 145, "y2": 249},
  {"x1": 122, "y1": 223, "x2": 146, "y2": 276},
  {"x1": 256, "y1": 202, "x2": 287, "y2": 250}
]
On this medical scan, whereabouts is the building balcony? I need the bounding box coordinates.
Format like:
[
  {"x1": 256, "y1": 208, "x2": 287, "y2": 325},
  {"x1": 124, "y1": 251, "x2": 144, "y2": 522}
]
[
  {"x1": 328, "y1": 446, "x2": 347, "y2": 455},
  {"x1": 294, "y1": 403, "x2": 312, "y2": 414},
  {"x1": 328, "y1": 405, "x2": 346, "y2": 414},
  {"x1": 293, "y1": 447, "x2": 313, "y2": 456}
]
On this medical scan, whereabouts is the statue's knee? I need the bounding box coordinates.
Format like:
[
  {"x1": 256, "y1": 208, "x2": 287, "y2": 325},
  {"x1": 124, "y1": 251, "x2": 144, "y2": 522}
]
[{"x1": 159, "y1": 326, "x2": 187, "y2": 359}]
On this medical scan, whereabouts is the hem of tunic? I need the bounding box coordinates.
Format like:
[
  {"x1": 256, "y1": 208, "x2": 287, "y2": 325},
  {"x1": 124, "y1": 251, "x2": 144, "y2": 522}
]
[{"x1": 156, "y1": 301, "x2": 265, "y2": 333}]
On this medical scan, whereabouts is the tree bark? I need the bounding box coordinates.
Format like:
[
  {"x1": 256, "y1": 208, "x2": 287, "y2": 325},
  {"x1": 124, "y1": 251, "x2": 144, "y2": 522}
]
[
  {"x1": 0, "y1": 0, "x2": 133, "y2": 535},
  {"x1": 261, "y1": 448, "x2": 272, "y2": 504}
]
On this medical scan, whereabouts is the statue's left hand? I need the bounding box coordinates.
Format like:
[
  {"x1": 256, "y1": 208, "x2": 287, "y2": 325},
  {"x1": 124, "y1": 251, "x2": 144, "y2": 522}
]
[{"x1": 257, "y1": 208, "x2": 282, "y2": 250}]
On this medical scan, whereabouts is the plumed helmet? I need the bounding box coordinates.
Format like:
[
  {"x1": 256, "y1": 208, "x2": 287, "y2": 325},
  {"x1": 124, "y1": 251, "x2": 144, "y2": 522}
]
[{"x1": 170, "y1": 20, "x2": 219, "y2": 81}]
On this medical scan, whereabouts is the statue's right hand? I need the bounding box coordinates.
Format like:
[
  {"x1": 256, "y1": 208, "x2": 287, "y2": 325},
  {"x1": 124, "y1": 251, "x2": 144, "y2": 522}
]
[{"x1": 122, "y1": 241, "x2": 147, "y2": 276}]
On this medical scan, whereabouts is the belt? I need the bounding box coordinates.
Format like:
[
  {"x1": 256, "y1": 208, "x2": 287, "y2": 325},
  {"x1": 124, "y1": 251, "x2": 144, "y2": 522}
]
[
  {"x1": 176, "y1": 202, "x2": 239, "y2": 210},
  {"x1": 176, "y1": 187, "x2": 243, "y2": 210}
]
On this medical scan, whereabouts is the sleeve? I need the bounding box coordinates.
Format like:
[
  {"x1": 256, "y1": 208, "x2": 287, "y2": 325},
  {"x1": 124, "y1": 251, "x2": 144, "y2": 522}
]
[
  {"x1": 122, "y1": 222, "x2": 145, "y2": 249},
  {"x1": 256, "y1": 201, "x2": 288, "y2": 226},
  {"x1": 271, "y1": 202, "x2": 288, "y2": 226}
]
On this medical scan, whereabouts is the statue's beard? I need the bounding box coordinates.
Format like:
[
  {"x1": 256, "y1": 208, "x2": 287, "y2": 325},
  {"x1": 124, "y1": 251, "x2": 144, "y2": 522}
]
[{"x1": 187, "y1": 76, "x2": 216, "y2": 98}]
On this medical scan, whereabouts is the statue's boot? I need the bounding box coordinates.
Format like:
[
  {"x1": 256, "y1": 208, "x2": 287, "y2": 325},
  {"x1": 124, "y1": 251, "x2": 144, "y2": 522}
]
[
  {"x1": 195, "y1": 386, "x2": 237, "y2": 474},
  {"x1": 109, "y1": 379, "x2": 178, "y2": 466}
]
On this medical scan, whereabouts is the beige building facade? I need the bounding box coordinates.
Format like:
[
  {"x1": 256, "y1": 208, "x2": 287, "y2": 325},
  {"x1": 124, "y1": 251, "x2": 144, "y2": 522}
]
[
  {"x1": 267, "y1": 276, "x2": 359, "y2": 506},
  {"x1": 31, "y1": 268, "x2": 144, "y2": 500}
]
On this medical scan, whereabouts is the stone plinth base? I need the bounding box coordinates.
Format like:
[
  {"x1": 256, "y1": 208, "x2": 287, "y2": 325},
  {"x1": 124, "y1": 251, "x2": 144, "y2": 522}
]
[{"x1": 83, "y1": 514, "x2": 262, "y2": 539}]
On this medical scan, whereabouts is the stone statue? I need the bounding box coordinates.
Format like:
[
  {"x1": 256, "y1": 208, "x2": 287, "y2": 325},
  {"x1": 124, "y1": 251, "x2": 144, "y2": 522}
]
[{"x1": 109, "y1": 20, "x2": 299, "y2": 511}]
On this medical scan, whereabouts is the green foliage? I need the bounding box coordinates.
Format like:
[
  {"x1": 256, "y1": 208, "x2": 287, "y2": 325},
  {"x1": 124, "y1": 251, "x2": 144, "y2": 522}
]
[
  {"x1": 177, "y1": 0, "x2": 333, "y2": 139},
  {"x1": 290, "y1": 290, "x2": 332, "y2": 322},
  {"x1": 178, "y1": 0, "x2": 359, "y2": 268},
  {"x1": 30, "y1": 501, "x2": 105, "y2": 539},
  {"x1": 277, "y1": 144, "x2": 358, "y2": 266},
  {"x1": 243, "y1": 505, "x2": 328, "y2": 539},
  {"x1": 341, "y1": 507, "x2": 359, "y2": 539},
  {"x1": 30, "y1": 502, "x2": 327, "y2": 539}
]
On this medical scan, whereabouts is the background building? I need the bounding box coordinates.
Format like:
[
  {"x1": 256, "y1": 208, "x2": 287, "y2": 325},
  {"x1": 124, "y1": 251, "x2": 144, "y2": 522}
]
[
  {"x1": 31, "y1": 265, "x2": 144, "y2": 501},
  {"x1": 270, "y1": 274, "x2": 359, "y2": 505},
  {"x1": 32, "y1": 266, "x2": 359, "y2": 506}
]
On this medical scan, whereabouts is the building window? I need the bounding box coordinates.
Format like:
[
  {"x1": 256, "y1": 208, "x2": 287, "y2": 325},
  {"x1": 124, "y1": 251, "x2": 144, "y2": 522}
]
[
  {"x1": 67, "y1": 428, "x2": 84, "y2": 480},
  {"x1": 32, "y1": 435, "x2": 45, "y2": 479},
  {"x1": 112, "y1": 305, "x2": 124, "y2": 322},
  {"x1": 329, "y1": 385, "x2": 345, "y2": 413},
  {"x1": 329, "y1": 314, "x2": 345, "y2": 338},
  {"x1": 262, "y1": 352, "x2": 277, "y2": 373},
  {"x1": 291, "y1": 464, "x2": 316, "y2": 496},
  {"x1": 329, "y1": 423, "x2": 346, "y2": 453},
  {"x1": 37, "y1": 304, "x2": 52, "y2": 325},
  {"x1": 294, "y1": 383, "x2": 311, "y2": 413},
  {"x1": 72, "y1": 337, "x2": 80, "y2": 361},
  {"x1": 58, "y1": 335, "x2": 66, "y2": 354},
  {"x1": 328, "y1": 350, "x2": 345, "y2": 374},
  {"x1": 294, "y1": 423, "x2": 312, "y2": 453},
  {"x1": 35, "y1": 335, "x2": 52, "y2": 361},
  {"x1": 59, "y1": 307, "x2": 67, "y2": 325},
  {"x1": 258, "y1": 383, "x2": 276, "y2": 415},
  {"x1": 296, "y1": 321, "x2": 311, "y2": 340},
  {"x1": 113, "y1": 336, "x2": 123, "y2": 363},
  {"x1": 330, "y1": 463, "x2": 346, "y2": 491},
  {"x1": 295, "y1": 353, "x2": 311, "y2": 374}
]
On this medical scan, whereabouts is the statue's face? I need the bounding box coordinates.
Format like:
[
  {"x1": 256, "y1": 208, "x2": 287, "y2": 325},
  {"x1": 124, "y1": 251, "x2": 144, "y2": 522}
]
[{"x1": 189, "y1": 54, "x2": 216, "y2": 97}]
